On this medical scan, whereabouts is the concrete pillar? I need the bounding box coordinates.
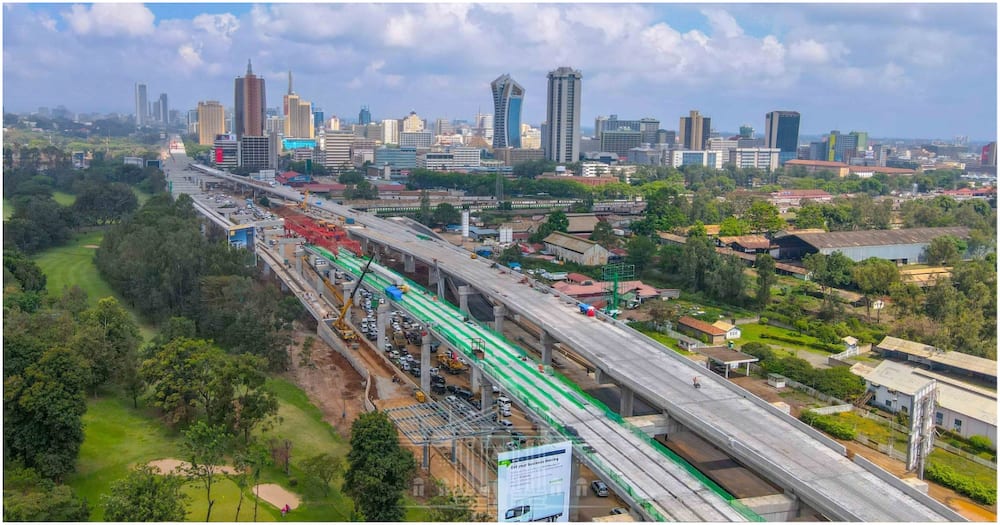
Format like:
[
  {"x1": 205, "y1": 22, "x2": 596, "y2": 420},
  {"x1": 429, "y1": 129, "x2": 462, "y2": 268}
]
[
  {"x1": 540, "y1": 330, "x2": 554, "y2": 366},
  {"x1": 471, "y1": 365, "x2": 481, "y2": 392},
  {"x1": 459, "y1": 285, "x2": 471, "y2": 315},
  {"x1": 422, "y1": 443, "x2": 430, "y2": 470},
  {"x1": 342, "y1": 283, "x2": 354, "y2": 305},
  {"x1": 594, "y1": 368, "x2": 610, "y2": 385},
  {"x1": 376, "y1": 302, "x2": 389, "y2": 353},
  {"x1": 421, "y1": 333, "x2": 432, "y2": 394},
  {"x1": 314, "y1": 272, "x2": 325, "y2": 295},
  {"x1": 493, "y1": 304, "x2": 505, "y2": 333},
  {"x1": 481, "y1": 378, "x2": 494, "y2": 409},
  {"x1": 620, "y1": 386, "x2": 635, "y2": 417},
  {"x1": 404, "y1": 254, "x2": 415, "y2": 273},
  {"x1": 569, "y1": 459, "x2": 582, "y2": 521},
  {"x1": 295, "y1": 252, "x2": 303, "y2": 275},
  {"x1": 262, "y1": 260, "x2": 272, "y2": 277}
]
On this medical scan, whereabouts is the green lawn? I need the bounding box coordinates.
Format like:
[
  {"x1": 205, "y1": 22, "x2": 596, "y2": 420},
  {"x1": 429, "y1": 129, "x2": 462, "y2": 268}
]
[
  {"x1": 53, "y1": 190, "x2": 77, "y2": 206},
  {"x1": 637, "y1": 329, "x2": 696, "y2": 357},
  {"x1": 736, "y1": 323, "x2": 832, "y2": 357},
  {"x1": 928, "y1": 448, "x2": 997, "y2": 489}
]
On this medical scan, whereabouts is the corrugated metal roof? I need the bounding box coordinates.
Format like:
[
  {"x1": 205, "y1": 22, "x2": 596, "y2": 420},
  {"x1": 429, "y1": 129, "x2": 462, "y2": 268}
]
[
  {"x1": 678, "y1": 316, "x2": 728, "y2": 336},
  {"x1": 876, "y1": 336, "x2": 997, "y2": 378},
  {"x1": 543, "y1": 231, "x2": 602, "y2": 254},
  {"x1": 794, "y1": 227, "x2": 970, "y2": 250}
]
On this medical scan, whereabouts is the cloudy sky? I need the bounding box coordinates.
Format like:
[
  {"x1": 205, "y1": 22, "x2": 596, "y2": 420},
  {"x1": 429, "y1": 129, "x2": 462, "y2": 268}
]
[{"x1": 3, "y1": 2, "x2": 997, "y2": 139}]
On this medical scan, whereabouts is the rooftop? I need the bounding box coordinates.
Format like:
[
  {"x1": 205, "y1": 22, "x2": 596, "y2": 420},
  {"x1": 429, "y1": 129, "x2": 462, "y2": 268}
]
[
  {"x1": 696, "y1": 346, "x2": 759, "y2": 365},
  {"x1": 876, "y1": 336, "x2": 997, "y2": 379},
  {"x1": 785, "y1": 159, "x2": 849, "y2": 168},
  {"x1": 858, "y1": 360, "x2": 997, "y2": 426},
  {"x1": 718, "y1": 235, "x2": 772, "y2": 250},
  {"x1": 678, "y1": 316, "x2": 728, "y2": 336},
  {"x1": 543, "y1": 231, "x2": 605, "y2": 254},
  {"x1": 792, "y1": 226, "x2": 971, "y2": 250}
]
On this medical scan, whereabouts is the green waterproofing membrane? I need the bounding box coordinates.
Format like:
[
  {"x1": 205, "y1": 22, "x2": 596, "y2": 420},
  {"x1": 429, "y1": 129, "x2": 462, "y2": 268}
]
[{"x1": 312, "y1": 245, "x2": 763, "y2": 522}]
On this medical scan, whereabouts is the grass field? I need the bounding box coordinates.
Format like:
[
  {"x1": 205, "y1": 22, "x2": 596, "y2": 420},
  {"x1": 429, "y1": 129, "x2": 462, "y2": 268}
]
[
  {"x1": 637, "y1": 329, "x2": 696, "y2": 356},
  {"x1": 30, "y1": 229, "x2": 156, "y2": 341},
  {"x1": 737, "y1": 322, "x2": 833, "y2": 357},
  {"x1": 53, "y1": 191, "x2": 77, "y2": 206}
]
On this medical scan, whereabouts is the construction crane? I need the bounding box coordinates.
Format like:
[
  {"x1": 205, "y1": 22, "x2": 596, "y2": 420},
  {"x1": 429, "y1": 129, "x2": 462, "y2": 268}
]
[
  {"x1": 332, "y1": 253, "x2": 377, "y2": 342},
  {"x1": 298, "y1": 190, "x2": 310, "y2": 210}
]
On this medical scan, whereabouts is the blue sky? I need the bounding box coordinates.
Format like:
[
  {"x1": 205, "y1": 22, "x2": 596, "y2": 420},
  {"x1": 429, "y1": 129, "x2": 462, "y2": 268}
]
[{"x1": 3, "y1": 3, "x2": 997, "y2": 139}]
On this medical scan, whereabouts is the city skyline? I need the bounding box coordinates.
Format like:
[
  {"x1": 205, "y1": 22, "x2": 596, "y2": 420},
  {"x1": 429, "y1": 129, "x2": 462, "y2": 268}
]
[{"x1": 3, "y1": 3, "x2": 997, "y2": 139}]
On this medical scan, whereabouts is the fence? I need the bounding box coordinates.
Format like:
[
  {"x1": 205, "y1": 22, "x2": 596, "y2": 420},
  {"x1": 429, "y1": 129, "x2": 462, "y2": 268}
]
[
  {"x1": 811, "y1": 404, "x2": 854, "y2": 415},
  {"x1": 827, "y1": 343, "x2": 872, "y2": 367}
]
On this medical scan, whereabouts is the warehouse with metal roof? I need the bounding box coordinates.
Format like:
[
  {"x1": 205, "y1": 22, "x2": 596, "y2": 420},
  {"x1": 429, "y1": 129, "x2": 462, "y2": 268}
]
[{"x1": 772, "y1": 226, "x2": 971, "y2": 263}]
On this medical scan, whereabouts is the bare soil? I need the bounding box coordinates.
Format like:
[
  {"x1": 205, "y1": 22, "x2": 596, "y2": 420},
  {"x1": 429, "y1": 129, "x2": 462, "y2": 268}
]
[
  {"x1": 147, "y1": 458, "x2": 238, "y2": 475},
  {"x1": 253, "y1": 483, "x2": 301, "y2": 510}
]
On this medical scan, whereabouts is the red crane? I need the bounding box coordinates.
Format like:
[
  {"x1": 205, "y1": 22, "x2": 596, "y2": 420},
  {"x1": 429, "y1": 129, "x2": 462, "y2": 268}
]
[{"x1": 281, "y1": 210, "x2": 361, "y2": 257}]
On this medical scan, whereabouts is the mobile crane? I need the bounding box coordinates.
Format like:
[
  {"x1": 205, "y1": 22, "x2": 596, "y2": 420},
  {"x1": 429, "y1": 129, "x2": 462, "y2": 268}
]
[{"x1": 332, "y1": 253, "x2": 377, "y2": 342}]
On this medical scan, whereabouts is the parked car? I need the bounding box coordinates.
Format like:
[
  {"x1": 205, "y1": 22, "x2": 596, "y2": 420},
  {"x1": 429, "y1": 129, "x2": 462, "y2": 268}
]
[
  {"x1": 610, "y1": 508, "x2": 628, "y2": 515},
  {"x1": 498, "y1": 419, "x2": 513, "y2": 428},
  {"x1": 591, "y1": 480, "x2": 609, "y2": 497}
]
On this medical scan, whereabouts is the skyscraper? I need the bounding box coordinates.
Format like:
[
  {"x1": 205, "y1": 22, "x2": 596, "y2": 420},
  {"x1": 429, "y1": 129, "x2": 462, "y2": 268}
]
[
  {"x1": 234, "y1": 60, "x2": 266, "y2": 138},
  {"x1": 679, "y1": 110, "x2": 711, "y2": 150},
  {"x1": 544, "y1": 66, "x2": 582, "y2": 163},
  {"x1": 197, "y1": 101, "x2": 225, "y2": 145},
  {"x1": 359, "y1": 105, "x2": 372, "y2": 125},
  {"x1": 491, "y1": 73, "x2": 524, "y2": 149},
  {"x1": 158, "y1": 93, "x2": 169, "y2": 126},
  {"x1": 134, "y1": 83, "x2": 148, "y2": 127},
  {"x1": 381, "y1": 119, "x2": 399, "y2": 145},
  {"x1": 764, "y1": 111, "x2": 801, "y2": 165}
]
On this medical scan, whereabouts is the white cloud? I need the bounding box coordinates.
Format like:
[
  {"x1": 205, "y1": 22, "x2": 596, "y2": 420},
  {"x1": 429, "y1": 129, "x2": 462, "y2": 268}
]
[
  {"x1": 700, "y1": 8, "x2": 744, "y2": 39},
  {"x1": 193, "y1": 13, "x2": 240, "y2": 40},
  {"x1": 62, "y1": 3, "x2": 155, "y2": 37}
]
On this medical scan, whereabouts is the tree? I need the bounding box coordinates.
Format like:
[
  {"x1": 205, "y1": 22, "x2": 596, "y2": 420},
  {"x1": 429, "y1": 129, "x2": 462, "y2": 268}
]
[
  {"x1": 852, "y1": 258, "x2": 900, "y2": 322},
  {"x1": 625, "y1": 235, "x2": 657, "y2": 274},
  {"x1": 73, "y1": 297, "x2": 140, "y2": 395},
  {"x1": 427, "y1": 480, "x2": 477, "y2": 522},
  {"x1": 432, "y1": 202, "x2": 461, "y2": 227},
  {"x1": 301, "y1": 453, "x2": 345, "y2": 496},
  {"x1": 101, "y1": 465, "x2": 188, "y2": 522},
  {"x1": 803, "y1": 251, "x2": 855, "y2": 315},
  {"x1": 344, "y1": 411, "x2": 416, "y2": 521},
  {"x1": 678, "y1": 233, "x2": 718, "y2": 292},
  {"x1": 2, "y1": 466, "x2": 90, "y2": 521},
  {"x1": 417, "y1": 190, "x2": 433, "y2": 225},
  {"x1": 72, "y1": 181, "x2": 138, "y2": 225},
  {"x1": 529, "y1": 210, "x2": 570, "y2": 243},
  {"x1": 344, "y1": 179, "x2": 378, "y2": 200},
  {"x1": 181, "y1": 421, "x2": 231, "y2": 522},
  {"x1": 3, "y1": 346, "x2": 90, "y2": 481},
  {"x1": 718, "y1": 216, "x2": 750, "y2": 236},
  {"x1": 645, "y1": 300, "x2": 674, "y2": 329},
  {"x1": 3, "y1": 250, "x2": 47, "y2": 292},
  {"x1": 924, "y1": 235, "x2": 966, "y2": 265},
  {"x1": 589, "y1": 220, "x2": 617, "y2": 247},
  {"x1": 497, "y1": 244, "x2": 522, "y2": 265},
  {"x1": 338, "y1": 171, "x2": 364, "y2": 185},
  {"x1": 706, "y1": 254, "x2": 747, "y2": 303},
  {"x1": 794, "y1": 204, "x2": 826, "y2": 230},
  {"x1": 889, "y1": 282, "x2": 924, "y2": 318},
  {"x1": 755, "y1": 253, "x2": 776, "y2": 309},
  {"x1": 141, "y1": 338, "x2": 230, "y2": 426},
  {"x1": 745, "y1": 200, "x2": 784, "y2": 235}
]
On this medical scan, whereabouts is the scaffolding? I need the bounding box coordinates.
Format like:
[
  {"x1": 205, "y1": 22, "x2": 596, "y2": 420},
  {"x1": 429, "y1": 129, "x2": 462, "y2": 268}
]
[{"x1": 601, "y1": 262, "x2": 634, "y2": 317}]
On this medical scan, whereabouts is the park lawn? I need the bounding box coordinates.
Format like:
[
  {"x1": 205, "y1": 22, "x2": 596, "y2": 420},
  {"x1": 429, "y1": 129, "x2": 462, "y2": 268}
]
[
  {"x1": 53, "y1": 190, "x2": 77, "y2": 206},
  {"x1": 182, "y1": 479, "x2": 278, "y2": 522},
  {"x1": 736, "y1": 323, "x2": 832, "y2": 357},
  {"x1": 68, "y1": 396, "x2": 183, "y2": 521},
  {"x1": 31, "y1": 229, "x2": 157, "y2": 341}
]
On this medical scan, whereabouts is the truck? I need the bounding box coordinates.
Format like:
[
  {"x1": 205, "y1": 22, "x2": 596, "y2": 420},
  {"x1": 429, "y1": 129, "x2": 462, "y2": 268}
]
[
  {"x1": 475, "y1": 247, "x2": 494, "y2": 257},
  {"x1": 503, "y1": 492, "x2": 566, "y2": 522},
  {"x1": 438, "y1": 353, "x2": 466, "y2": 374},
  {"x1": 540, "y1": 271, "x2": 568, "y2": 281},
  {"x1": 507, "y1": 262, "x2": 522, "y2": 272}
]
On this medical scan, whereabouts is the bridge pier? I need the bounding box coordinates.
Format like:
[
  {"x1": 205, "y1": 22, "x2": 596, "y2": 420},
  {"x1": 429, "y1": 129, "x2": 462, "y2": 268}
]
[
  {"x1": 420, "y1": 332, "x2": 432, "y2": 394},
  {"x1": 480, "y1": 377, "x2": 494, "y2": 410},
  {"x1": 459, "y1": 285, "x2": 471, "y2": 315},
  {"x1": 430, "y1": 261, "x2": 446, "y2": 298},
  {"x1": 493, "y1": 304, "x2": 505, "y2": 333},
  {"x1": 376, "y1": 302, "x2": 389, "y2": 355},
  {"x1": 471, "y1": 364, "x2": 481, "y2": 392},
  {"x1": 594, "y1": 367, "x2": 611, "y2": 385},
  {"x1": 570, "y1": 459, "x2": 582, "y2": 521},
  {"x1": 404, "y1": 254, "x2": 416, "y2": 273},
  {"x1": 540, "y1": 331, "x2": 554, "y2": 366},
  {"x1": 620, "y1": 387, "x2": 635, "y2": 417}
]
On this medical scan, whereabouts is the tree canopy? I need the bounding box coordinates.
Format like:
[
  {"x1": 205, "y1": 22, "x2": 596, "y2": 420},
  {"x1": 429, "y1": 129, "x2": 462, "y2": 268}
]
[{"x1": 344, "y1": 411, "x2": 416, "y2": 521}]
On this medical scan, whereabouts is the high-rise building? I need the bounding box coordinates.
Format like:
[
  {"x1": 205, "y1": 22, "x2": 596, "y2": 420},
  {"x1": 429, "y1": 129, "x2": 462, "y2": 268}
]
[
  {"x1": 491, "y1": 73, "x2": 524, "y2": 149},
  {"x1": 402, "y1": 111, "x2": 424, "y2": 132},
  {"x1": 731, "y1": 148, "x2": 781, "y2": 171},
  {"x1": 313, "y1": 110, "x2": 324, "y2": 130},
  {"x1": 739, "y1": 124, "x2": 755, "y2": 139},
  {"x1": 544, "y1": 66, "x2": 582, "y2": 163},
  {"x1": 382, "y1": 119, "x2": 399, "y2": 145},
  {"x1": 157, "y1": 93, "x2": 169, "y2": 125},
  {"x1": 825, "y1": 130, "x2": 859, "y2": 163},
  {"x1": 284, "y1": 95, "x2": 314, "y2": 139},
  {"x1": 679, "y1": 110, "x2": 711, "y2": 150},
  {"x1": 982, "y1": 142, "x2": 997, "y2": 167},
  {"x1": 358, "y1": 105, "x2": 372, "y2": 125},
  {"x1": 764, "y1": 111, "x2": 801, "y2": 165},
  {"x1": 234, "y1": 60, "x2": 267, "y2": 138},
  {"x1": 134, "y1": 83, "x2": 148, "y2": 127},
  {"x1": 600, "y1": 130, "x2": 642, "y2": 158},
  {"x1": 240, "y1": 135, "x2": 271, "y2": 169},
  {"x1": 197, "y1": 101, "x2": 225, "y2": 145}
]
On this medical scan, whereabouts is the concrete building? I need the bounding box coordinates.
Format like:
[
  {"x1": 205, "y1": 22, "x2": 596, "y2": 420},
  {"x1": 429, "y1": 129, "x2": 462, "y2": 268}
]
[
  {"x1": 544, "y1": 66, "x2": 583, "y2": 163},
  {"x1": 542, "y1": 231, "x2": 609, "y2": 266},
  {"x1": 601, "y1": 130, "x2": 642, "y2": 158},
  {"x1": 772, "y1": 226, "x2": 972, "y2": 263},
  {"x1": 212, "y1": 134, "x2": 239, "y2": 169},
  {"x1": 197, "y1": 101, "x2": 225, "y2": 146},
  {"x1": 784, "y1": 159, "x2": 851, "y2": 177},
  {"x1": 321, "y1": 130, "x2": 354, "y2": 172},
  {"x1": 382, "y1": 119, "x2": 400, "y2": 145},
  {"x1": 358, "y1": 105, "x2": 372, "y2": 125},
  {"x1": 764, "y1": 111, "x2": 800, "y2": 165},
  {"x1": 732, "y1": 148, "x2": 781, "y2": 171},
  {"x1": 134, "y1": 82, "x2": 148, "y2": 127},
  {"x1": 491, "y1": 74, "x2": 524, "y2": 149},
  {"x1": 874, "y1": 336, "x2": 997, "y2": 384},
  {"x1": 402, "y1": 111, "x2": 424, "y2": 132},
  {"x1": 494, "y1": 147, "x2": 545, "y2": 166},
  {"x1": 239, "y1": 135, "x2": 271, "y2": 169},
  {"x1": 580, "y1": 162, "x2": 612, "y2": 178},
  {"x1": 283, "y1": 77, "x2": 315, "y2": 140},
  {"x1": 854, "y1": 359, "x2": 996, "y2": 446},
  {"x1": 677, "y1": 316, "x2": 727, "y2": 345},
  {"x1": 679, "y1": 110, "x2": 711, "y2": 150},
  {"x1": 400, "y1": 131, "x2": 434, "y2": 149},
  {"x1": 375, "y1": 146, "x2": 417, "y2": 175},
  {"x1": 521, "y1": 126, "x2": 542, "y2": 149},
  {"x1": 767, "y1": 189, "x2": 833, "y2": 213},
  {"x1": 234, "y1": 60, "x2": 266, "y2": 138},
  {"x1": 670, "y1": 150, "x2": 723, "y2": 169}
]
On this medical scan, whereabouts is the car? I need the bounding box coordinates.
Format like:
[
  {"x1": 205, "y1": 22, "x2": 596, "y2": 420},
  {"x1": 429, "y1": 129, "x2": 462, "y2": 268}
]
[
  {"x1": 431, "y1": 374, "x2": 446, "y2": 385},
  {"x1": 499, "y1": 406, "x2": 512, "y2": 417},
  {"x1": 498, "y1": 419, "x2": 513, "y2": 428},
  {"x1": 446, "y1": 385, "x2": 458, "y2": 394},
  {"x1": 431, "y1": 384, "x2": 446, "y2": 394},
  {"x1": 408, "y1": 367, "x2": 421, "y2": 377},
  {"x1": 429, "y1": 367, "x2": 439, "y2": 375},
  {"x1": 455, "y1": 388, "x2": 474, "y2": 400},
  {"x1": 505, "y1": 441, "x2": 519, "y2": 451},
  {"x1": 510, "y1": 431, "x2": 527, "y2": 444},
  {"x1": 401, "y1": 362, "x2": 411, "y2": 372},
  {"x1": 591, "y1": 480, "x2": 609, "y2": 497},
  {"x1": 610, "y1": 508, "x2": 628, "y2": 515},
  {"x1": 445, "y1": 395, "x2": 459, "y2": 405}
]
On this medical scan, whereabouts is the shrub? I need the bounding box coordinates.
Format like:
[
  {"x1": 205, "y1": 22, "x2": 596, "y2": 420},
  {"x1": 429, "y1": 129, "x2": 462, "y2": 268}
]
[
  {"x1": 288, "y1": 477, "x2": 298, "y2": 487},
  {"x1": 968, "y1": 435, "x2": 995, "y2": 453},
  {"x1": 924, "y1": 463, "x2": 996, "y2": 505},
  {"x1": 799, "y1": 411, "x2": 856, "y2": 440}
]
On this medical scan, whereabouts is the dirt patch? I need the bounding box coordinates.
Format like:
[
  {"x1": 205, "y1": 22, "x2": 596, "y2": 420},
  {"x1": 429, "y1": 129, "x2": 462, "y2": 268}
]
[
  {"x1": 729, "y1": 375, "x2": 821, "y2": 417},
  {"x1": 83, "y1": 244, "x2": 100, "y2": 249},
  {"x1": 285, "y1": 328, "x2": 367, "y2": 438},
  {"x1": 147, "y1": 458, "x2": 238, "y2": 475},
  {"x1": 253, "y1": 483, "x2": 301, "y2": 510}
]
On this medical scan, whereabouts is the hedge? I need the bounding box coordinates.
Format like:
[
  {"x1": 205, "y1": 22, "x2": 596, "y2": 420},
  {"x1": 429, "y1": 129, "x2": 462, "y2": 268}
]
[
  {"x1": 924, "y1": 463, "x2": 997, "y2": 505},
  {"x1": 799, "y1": 411, "x2": 856, "y2": 440}
]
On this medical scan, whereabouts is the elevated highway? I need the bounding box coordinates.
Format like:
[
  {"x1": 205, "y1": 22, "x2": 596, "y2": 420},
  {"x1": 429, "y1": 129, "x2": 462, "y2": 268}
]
[{"x1": 179, "y1": 156, "x2": 962, "y2": 522}]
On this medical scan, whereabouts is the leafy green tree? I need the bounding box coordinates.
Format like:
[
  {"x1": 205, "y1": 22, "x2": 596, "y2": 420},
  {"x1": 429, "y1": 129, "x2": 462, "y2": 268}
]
[
  {"x1": 417, "y1": 190, "x2": 433, "y2": 225},
  {"x1": 101, "y1": 465, "x2": 188, "y2": 522},
  {"x1": 706, "y1": 254, "x2": 747, "y2": 304},
  {"x1": 2, "y1": 466, "x2": 90, "y2": 521},
  {"x1": 181, "y1": 421, "x2": 231, "y2": 522},
  {"x1": 4, "y1": 196, "x2": 76, "y2": 253},
  {"x1": 793, "y1": 204, "x2": 826, "y2": 230},
  {"x1": 72, "y1": 181, "x2": 138, "y2": 225},
  {"x1": 344, "y1": 179, "x2": 379, "y2": 200},
  {"x1": 924, "y1": 235, "x2": 966, "y2": 265},
  {"x1": 803, "y1": 251, "x2": 855, "y2": 316},
  {"x1": 852, "y1": 258, "x2": 900, "y2": 322},
  {"x1": 302, "y1": 453, "x2": 345, "y2": 496},
  {"x1": 718, "y1": 216, "x2": 750, "y2": 236},
  {"x1": 344, "y1": 411, "x2": 416, "y2": 521},
  {"x1": 432, "y1": 203, "x2": 461, "y2": 227},
  {"x1": 755, "y1": 253, "x2": 776, "y2": 309},
  {"x1": 889, "y1": 282, "x2": 924, "y2": 318},
  {"x1": 73, "y1": 297, "x2": 140, "y2": 395},
  {"x1": 497, "y1": 244, "x2": 522, "y2": 265},
  {"x1": 2, "y1": 250, "x2": 47, "y2": 292},
  {"x1": 198, "y1": 276, "x2": 294, "y2": 370},
  {"x1": 745, "y1": 200, "x2": 784, "y2": 235},
  {"x1": 529, "y1": 210, "x2": 570, "y2": 243},
  {"x1": 427, "y1": 480, "x2": 477, "y2": 521},
  {"x1": 625, "y1": 235, "x2": 657, "y2": 274},
  {"x1": 225, "y1": 354, "x2": 279, "y2": 443},
  {"x1": 3, "y1": 346, "x2": 90, "y2": 480},
  {"x1": 678, "y1": 233, "x2": 718, "y2": 292},
  {"x1": 141, "y1": 338, "x2": 227, "y2": 426},
  {"x1": 589, "y1": 220, "x2": 617, "y2": 247},
  {"x1": 338, "y1": 171, "x2": 364, "y2": 185}
]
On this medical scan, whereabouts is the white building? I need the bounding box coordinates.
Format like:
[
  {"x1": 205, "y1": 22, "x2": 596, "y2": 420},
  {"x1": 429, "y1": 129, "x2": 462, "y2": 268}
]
[
  {"x1": 707, "y1": 137, "x2": 738, "y2": 153},
  {"x1": 854, "y1": 360, "x2": 996, "y2": 446},
  {"x1": 670, "y1": 150, "x2": 723, "y2": 169},
  {"x1": 381, "y1": 119, "x2": 399, "y2": 145},
  {"x1": 321, "y1": 130, "x2": 353, "y2": 171},
  {"x1": 580, "y1": 162, "x2": 612, "y2": 177},
  {"x1": 712, "y1": 321, "x2": 742, "y2": 340},
  {"x1": 731, "y1": 148, "x2": 781, "y2": 171},
  {"x1": 542, "y1": 231, "x2": 610, "y2": 266}
]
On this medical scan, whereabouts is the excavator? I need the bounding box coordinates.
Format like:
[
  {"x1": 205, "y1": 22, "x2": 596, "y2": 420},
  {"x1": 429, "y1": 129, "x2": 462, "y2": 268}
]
[{"x1": 331, "y1": 253, "x2": 377, "y2": 342}]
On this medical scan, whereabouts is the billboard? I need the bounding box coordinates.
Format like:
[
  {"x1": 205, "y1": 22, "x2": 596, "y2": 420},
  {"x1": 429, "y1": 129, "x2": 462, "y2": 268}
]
[
  {"x1": 228, "y1": 224, "x2": 255, "y2": 249},
  {"x1": 497, "y1": 441, "x2": 572, "y2": 522}
]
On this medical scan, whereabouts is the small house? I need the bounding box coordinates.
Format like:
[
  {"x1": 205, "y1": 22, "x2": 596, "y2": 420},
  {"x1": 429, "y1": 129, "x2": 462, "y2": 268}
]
[
  {"x1": 712, "y1": 321, "x2": 742, "y2": 340},
  {"x1": 677, "y1": 316, "x2": 728, "y2": 345}
]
